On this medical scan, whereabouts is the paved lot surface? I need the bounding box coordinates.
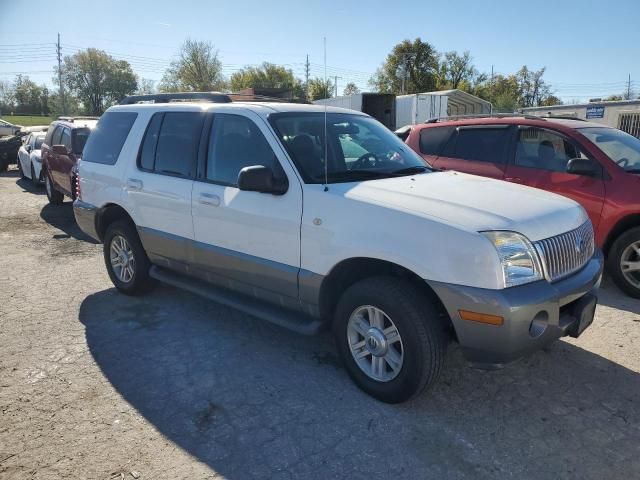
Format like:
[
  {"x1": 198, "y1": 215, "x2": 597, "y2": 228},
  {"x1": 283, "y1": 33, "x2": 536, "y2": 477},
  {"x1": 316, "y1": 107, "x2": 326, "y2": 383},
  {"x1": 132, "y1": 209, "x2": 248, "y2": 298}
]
[{"x1": 1, "y1": 168, "x2": 639, "y2": 480}]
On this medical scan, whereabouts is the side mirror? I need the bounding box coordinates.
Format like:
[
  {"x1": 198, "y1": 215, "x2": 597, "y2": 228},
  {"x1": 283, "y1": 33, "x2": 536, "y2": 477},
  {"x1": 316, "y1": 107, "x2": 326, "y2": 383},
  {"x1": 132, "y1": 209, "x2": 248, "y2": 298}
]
[
  {"x1": 25, "y1": 145, "x2": 32, "y2": 153},
  {"x1": 237, "y1": 165, "x2": 288, "y2": 195},
  {"x1": 566, "y1": 158, "x2": 596, "y2": 176},
  {"x1": 52, "y1": 144, "x2": 69, "y2": 155}
]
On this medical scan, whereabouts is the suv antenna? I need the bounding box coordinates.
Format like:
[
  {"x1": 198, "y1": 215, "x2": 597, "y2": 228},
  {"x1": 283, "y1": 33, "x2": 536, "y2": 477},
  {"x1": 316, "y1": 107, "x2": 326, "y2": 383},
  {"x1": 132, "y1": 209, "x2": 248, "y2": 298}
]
[{"x1": 323, "y1": 37, "x2": 329, "y2": 192}]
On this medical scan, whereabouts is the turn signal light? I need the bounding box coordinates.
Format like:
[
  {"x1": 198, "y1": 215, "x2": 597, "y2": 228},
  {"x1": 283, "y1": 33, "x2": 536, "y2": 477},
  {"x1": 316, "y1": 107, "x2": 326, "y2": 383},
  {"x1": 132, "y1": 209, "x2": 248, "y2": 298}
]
[{"x1": 458, "y1": 310, "x2": 504, "y2": 326}]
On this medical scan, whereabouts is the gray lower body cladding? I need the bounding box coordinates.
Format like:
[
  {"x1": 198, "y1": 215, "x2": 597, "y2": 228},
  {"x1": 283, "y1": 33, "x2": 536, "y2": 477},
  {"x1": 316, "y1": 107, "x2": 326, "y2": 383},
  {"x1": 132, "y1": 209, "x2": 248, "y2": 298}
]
[{"x1": 428, "y1": 250, "x2": 604, "y2": 366}]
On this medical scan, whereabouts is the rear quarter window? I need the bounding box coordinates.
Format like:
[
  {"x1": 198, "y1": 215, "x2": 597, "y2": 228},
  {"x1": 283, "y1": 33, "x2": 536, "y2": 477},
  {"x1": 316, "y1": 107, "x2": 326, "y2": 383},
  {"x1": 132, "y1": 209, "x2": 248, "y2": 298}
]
[
  {"x1": 419, "y1": 126, "x2": 455, "y2": 156},
  {"x1": 82, "y1": 112, "x2": 138, "y2": 165}
]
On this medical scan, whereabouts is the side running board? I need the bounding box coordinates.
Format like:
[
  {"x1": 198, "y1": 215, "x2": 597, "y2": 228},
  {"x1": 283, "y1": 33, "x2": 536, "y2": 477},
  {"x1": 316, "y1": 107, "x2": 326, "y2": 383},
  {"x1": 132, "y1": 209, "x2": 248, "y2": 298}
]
[{"x1": 149, "y1": 266, "x2": 323, "y2": 335}]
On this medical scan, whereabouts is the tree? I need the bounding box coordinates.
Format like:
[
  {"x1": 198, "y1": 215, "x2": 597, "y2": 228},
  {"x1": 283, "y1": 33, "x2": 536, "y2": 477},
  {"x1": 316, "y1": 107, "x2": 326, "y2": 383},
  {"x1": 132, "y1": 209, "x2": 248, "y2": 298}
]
[
  {"x1": 159, "y1": 39, "x2": 225, "y2": 92},
  {"x1": 59, "y1": 48, "x2": 137, "y2": 115},
  {"x1": 515, "y1": 66, "x2": 551, "y2": 108},
  {"x1": 369, "y1": 38, "x2": 439, "y2": 94},
  {"x1": 539, "y1": 95, "x2": 563, "y2": 106},
  {"x1": 439, "y1": 51, "x2": 476, "y2": 90},
  {"x1": 13, "y1": 75, "x2": 43, "y2": 114},
  {"x1": 137, "y1": 78, "x2": 156, "y2": 95},
  {"x1": 308, "y1": 78, "x2": 333, "y2": 101},
  {"x1": 230, "y1": 62, "x2": 302, "y2": 94},
  {"x1": 343, "y1": 82, "x2": 360, "y2": 95}
]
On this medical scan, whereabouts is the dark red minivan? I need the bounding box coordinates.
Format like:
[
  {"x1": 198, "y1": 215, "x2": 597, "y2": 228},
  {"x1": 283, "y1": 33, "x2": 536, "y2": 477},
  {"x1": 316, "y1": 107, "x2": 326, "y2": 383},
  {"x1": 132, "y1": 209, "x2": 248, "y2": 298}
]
[
  {"x1": 41, "y1": 117, "x2": 97, "y2": 204},
  {"x1": 405, "y1": 115, "x2": 640, "y2": 298}
]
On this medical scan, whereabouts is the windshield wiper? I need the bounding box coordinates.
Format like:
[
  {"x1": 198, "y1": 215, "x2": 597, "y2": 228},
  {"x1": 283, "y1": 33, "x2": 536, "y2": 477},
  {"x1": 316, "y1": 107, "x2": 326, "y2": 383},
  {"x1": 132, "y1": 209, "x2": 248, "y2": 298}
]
[
  {"x1": 315, "y1": 170, "x2": 395, "y2": 182},
  {"x1": 625, "y1": 168, "x2": 640, "y2": 173},
  {"x1": 390, "y1": 165, "x2": 430, "y2": 175}
]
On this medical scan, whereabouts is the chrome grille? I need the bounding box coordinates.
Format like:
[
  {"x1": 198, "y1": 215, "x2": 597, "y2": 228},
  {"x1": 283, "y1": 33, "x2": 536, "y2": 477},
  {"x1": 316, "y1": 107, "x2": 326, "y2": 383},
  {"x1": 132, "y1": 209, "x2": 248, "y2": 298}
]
[{"x1": 534, "y1": 220, "x2": 595, "y2": 282}]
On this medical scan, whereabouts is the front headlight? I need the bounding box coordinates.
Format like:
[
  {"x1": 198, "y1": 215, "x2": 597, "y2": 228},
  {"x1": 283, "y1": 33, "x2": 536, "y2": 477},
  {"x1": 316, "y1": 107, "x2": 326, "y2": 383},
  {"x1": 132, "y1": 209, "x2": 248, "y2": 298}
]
[{"x1": 482, "y1": 231, "x2": 543, "y2": 288}]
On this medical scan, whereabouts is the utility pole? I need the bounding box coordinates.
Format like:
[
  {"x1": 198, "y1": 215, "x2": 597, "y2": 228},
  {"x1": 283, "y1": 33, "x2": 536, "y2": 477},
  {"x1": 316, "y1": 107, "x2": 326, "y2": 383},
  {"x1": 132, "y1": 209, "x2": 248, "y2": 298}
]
[
  {"x1": 304, "y1": 54, "x2": 310, "y2": 100},
  {"x1": 56, "y1": 33, "x2": 66, "y2": 115},
  {"x1": 627, "y1": 73, "x2": 632, "y2": 100},
  {"x1": 490, "y1": 65, "x2": 494, "y2": 112},
  {"x1": 334, "y1": 76, "x2": 340, "y2": 97}
]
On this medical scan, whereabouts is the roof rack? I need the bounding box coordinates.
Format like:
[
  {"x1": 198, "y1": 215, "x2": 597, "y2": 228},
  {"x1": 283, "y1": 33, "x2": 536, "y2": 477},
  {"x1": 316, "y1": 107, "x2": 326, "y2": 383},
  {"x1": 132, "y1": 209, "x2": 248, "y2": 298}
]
[
  {"x1": 119, "y1": 92, "x2": 232, "y2": 105},
  {"x1": 541, "y1": 115, "x2": 587, "y2": 121},
  {"x1": 56, "y1": 116, "x2": 100, "y2": 122},
  {"x1": 227, "y1": 93, "x2": 306, "y2": 104},
  {"x1": 426, "y1": 113, "x2": 543, "y2": 123}
]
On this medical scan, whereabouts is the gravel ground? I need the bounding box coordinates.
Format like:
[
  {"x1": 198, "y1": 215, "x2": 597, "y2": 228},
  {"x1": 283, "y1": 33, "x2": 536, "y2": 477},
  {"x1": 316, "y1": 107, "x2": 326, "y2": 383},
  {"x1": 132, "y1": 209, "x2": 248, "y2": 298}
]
[{"x1": 1, "y1": 167, "x2": 639, "y2": 480}]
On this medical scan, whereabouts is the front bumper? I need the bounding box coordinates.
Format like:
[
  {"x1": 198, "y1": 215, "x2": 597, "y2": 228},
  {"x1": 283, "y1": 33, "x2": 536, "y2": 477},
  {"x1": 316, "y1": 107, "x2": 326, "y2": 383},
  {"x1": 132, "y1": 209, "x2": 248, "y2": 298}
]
[
  {"x1": 73, "y1": 200, "x2": 100, "y2": 242},
  {"x1": 428, "y1": 250, "x2": 604, "y2": 366}
]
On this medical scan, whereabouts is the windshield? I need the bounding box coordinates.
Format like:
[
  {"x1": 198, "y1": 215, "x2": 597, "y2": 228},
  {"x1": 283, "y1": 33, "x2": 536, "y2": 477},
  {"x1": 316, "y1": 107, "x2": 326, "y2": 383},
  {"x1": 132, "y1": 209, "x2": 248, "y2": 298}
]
[
  {"x1": 579, "y1": 127, "x2": 640, "y2": 172},
  {"x1": 270, "y1": 113, "x2": 430, "y2": 183}
]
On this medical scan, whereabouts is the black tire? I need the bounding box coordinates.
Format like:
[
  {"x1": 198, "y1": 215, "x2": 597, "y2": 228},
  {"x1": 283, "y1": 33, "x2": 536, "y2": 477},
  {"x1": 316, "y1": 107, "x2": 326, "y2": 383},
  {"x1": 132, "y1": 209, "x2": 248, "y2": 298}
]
[
  {"x1": 31, "y1": 163, "x2": 40, "y2": 187},
  {"x1": 44, "y1": 171, "x2": 64, "y2": 205},
  {"x1": 103, "y1": 219, "x2": 155, "y2": 295},
  {"x1": 333, "y1": 276, "x2": 448, "y2": 403},
  {"x1": 607, "y1": 226, "x2": 640, "y2": 298}
]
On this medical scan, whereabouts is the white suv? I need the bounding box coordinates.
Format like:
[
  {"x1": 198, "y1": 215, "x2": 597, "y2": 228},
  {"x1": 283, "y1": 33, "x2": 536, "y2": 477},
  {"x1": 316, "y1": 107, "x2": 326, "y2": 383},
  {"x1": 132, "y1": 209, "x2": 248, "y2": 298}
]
[{"x1": 74, "y1": 93, "x2": 603, "y2": 403}]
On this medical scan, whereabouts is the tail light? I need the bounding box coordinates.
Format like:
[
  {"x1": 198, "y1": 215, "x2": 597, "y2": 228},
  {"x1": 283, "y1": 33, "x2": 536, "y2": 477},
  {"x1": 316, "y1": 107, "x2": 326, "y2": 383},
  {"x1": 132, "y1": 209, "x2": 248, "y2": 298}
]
[{"x1": 75, "y1": 175, "x2": 81, "y2": 200}]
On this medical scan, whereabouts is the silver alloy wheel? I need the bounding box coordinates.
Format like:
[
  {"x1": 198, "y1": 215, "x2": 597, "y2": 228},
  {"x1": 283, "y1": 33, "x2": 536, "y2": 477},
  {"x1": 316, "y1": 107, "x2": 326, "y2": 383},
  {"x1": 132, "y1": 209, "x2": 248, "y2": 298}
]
[
  {"x1": 620, "y1": 240, "x2": 640, "y2": 288},
  {"x1": 347, "y1": 305, "x2": 404, "y2": 382},
  {"x1": 110, "y1": 235, "x2": 136, "y2": 283}
]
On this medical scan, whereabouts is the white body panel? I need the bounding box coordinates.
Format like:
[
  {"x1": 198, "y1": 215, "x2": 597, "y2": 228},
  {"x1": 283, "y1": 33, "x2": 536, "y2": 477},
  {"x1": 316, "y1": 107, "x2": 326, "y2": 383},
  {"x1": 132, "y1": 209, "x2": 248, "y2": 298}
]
[
  {"x1": 78, "y1": 101, "x2": 587, "y2": 292},
  {"x1": 191, "y1": 111, "x2": 303, "y2": 268}
]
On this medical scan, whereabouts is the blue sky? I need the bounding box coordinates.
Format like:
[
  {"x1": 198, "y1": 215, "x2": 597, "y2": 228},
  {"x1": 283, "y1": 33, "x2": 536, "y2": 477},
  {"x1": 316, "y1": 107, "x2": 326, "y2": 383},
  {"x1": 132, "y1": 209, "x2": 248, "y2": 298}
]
[{"x1": 1, "y1": 0, "x2": 638, "y2": 102}]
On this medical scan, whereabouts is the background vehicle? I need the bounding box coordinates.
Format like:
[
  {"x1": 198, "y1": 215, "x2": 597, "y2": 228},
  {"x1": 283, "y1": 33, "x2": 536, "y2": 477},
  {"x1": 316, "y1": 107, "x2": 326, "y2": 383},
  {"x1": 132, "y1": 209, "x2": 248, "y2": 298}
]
[
  {"x1": 0, "y1": 118, "x2": 22, "y2": 137},
  {"x1": 405, "y1": 115, "x2": 640, "y2": 297},
  {"x1": 74, "y1": 94, "x2": 601, "y2": 403},
  {"x1": 41, "y1": 117, "x2": 97, "y2": 204},
  {"x1": 17, "y1": 131, "x2": 47, "y2": 185},
  {"x1": 0, "y1": 133, "x2": 25, "y2": 171}
]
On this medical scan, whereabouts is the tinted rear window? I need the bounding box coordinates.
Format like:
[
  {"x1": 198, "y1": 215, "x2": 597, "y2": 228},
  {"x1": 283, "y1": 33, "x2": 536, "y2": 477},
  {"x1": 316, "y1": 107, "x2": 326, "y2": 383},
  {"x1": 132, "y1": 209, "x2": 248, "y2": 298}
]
[
  {"x1": 82, "y1": 112, "x2": 137, "y2": 165},
  {"x1": 444, "y1": 127, "x2": 510, "y2": 163},
  {"x1": 72, "y1": 128, "x2": 91, "y2": 155},
  {"x1": 419, "y1": 126, "x2": 455, "y2": 156}
]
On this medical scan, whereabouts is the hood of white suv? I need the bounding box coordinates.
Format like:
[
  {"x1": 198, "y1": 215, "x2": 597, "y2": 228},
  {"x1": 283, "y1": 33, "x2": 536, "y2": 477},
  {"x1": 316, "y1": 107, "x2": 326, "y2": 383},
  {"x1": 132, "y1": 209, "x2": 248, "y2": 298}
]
[{"x1": 343, "y1": 171, "x2": 587, "y2": 242}]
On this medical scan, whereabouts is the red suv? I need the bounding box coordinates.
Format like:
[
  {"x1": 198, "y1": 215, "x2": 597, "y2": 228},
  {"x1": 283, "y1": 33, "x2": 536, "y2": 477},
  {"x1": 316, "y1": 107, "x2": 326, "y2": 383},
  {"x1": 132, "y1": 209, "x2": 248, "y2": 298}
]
[
  {"x1": 405, "y1": 115, "x2": 640, "y2": 297},
  {"x1": 41, "y1": 117, "x2": 97, "y2": 204}
]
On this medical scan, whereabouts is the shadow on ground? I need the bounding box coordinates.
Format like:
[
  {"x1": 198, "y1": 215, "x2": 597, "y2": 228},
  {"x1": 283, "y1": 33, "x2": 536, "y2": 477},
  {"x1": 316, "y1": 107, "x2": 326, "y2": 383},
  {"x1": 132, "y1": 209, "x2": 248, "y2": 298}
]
[
  {"x1": 597, "y1": 275, "x2": 640, "y2": 315},
  {"x1": 40, "y1": 202, "x2": 98, "y2": 243},
  {"x1": 80, "y1": 285, "x2": 640, "y2": 480},
  {"x1": 15, "y1": 176, "x2": 45, "y2": 196}
]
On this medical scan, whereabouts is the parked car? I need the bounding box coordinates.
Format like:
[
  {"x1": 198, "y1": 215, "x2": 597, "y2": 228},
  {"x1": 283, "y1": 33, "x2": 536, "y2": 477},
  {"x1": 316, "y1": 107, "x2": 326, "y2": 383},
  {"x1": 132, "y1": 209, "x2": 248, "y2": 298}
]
[
  {"x1": 41, "y1": 117, "x2": 97, "y2": 204},
  {"x1": 74, "y1": 94, "x2": 602, "y2": 403},
  {"x1": 0, "y1": 118, "x2": 22, "y2": 137},
  {"x1": 0, "y1": 133, "x2": 24, "y2": 171},
  {"x1": 17, "y1": 131, "x2": 47, "y2": 185},
  {"x1": 405, "y1": 115, "x2": 640, "y2": 298}
]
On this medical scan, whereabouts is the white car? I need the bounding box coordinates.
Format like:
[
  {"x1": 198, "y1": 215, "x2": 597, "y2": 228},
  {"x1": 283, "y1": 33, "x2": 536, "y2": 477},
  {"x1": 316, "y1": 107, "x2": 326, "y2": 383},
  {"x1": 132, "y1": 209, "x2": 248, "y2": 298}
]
[
  {"x1": 0, "y1": 118, "x2": 22, "y2": 137},
  {"x1": 73, "y1": 93, "x2": 603, "y2": 403},
  {"x1": 17, "y1": 131, "x2": 46, "y2": 185}
]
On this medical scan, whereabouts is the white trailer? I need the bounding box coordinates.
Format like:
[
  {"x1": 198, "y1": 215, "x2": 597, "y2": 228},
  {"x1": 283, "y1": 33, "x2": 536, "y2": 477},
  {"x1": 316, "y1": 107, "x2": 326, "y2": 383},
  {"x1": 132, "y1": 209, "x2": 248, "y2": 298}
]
[
  {"x1": 313, "y1": 93, "x2": 396, "y2": 129},
  {"x1": 395, "y1": 94, "x2": 449, "y2": 127}
]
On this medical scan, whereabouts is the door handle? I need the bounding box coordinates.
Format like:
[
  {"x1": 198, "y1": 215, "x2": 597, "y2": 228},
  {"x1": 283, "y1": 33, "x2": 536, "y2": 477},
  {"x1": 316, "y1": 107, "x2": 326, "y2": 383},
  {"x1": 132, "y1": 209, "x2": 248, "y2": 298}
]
[
  {"x1": 505, "y1": 177, "x2": 523, "y2": 183},
  {"x1": 126, "y1": 178, "x2": 143, "y2": 191},
  {"x1": 198, "y1": 192, "x2": 220, "y2": 206}
]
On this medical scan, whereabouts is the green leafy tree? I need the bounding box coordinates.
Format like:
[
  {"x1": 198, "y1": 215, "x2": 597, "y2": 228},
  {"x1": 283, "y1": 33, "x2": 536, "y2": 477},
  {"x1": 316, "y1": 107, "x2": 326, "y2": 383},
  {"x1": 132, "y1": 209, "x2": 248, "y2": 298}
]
[
  {"x1": 58, "y1": 48, "x2": 137, "y2": 115},
  {"x1": 438, "y1": 51, "x2": 476, "y2": 90},
  {"x1": 343, "y1": 82, "x2": 360, "y2": 95},
  {"x1": 159, "y1": 39, "x2": 226, "y2": 92},
  {"x1": 516, "y1": 66, "x2": 551, "y2": 107},
  {"x1": 13, "y1": 75, "x2": 44, "y2": 114},
  {"x1": 369, "y1": 38, "x2": 439, "y2": 94},
  {"x1": 230, "y1": 62, "x2": 302, "y2": 95},
  {"x1": 136, "y1": 78, "x2": 156, "y2": 95},
  {"x1": 539, "y1": 95, "x2": 563, "y2": 106},
  {"x1": 308, "y1": 77, "x2": 333, "y2": 101}
]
